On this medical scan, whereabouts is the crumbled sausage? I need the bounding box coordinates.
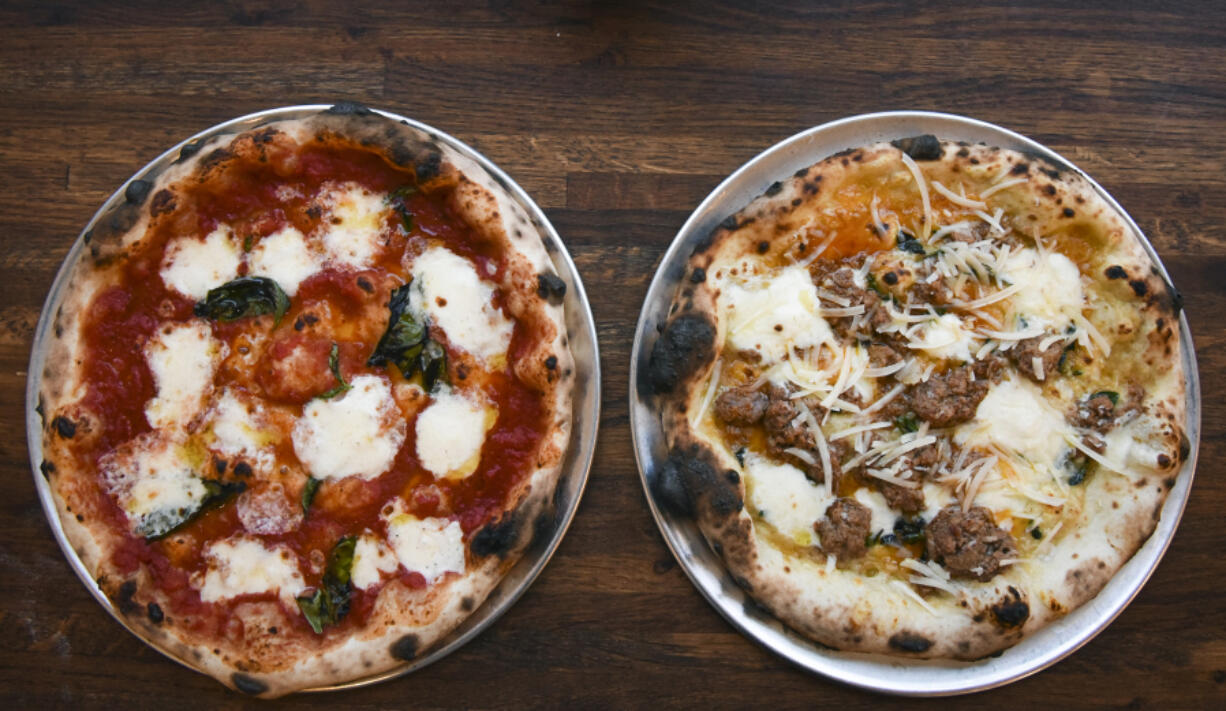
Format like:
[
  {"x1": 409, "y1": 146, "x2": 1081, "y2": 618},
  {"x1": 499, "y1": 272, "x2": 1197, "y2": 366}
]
[
  {"x1": 713, "y1": 385, "x2": 768, "y2": 425},
  {"x1": 762, "y1": 386, "x2": 815, "y2": 457},
  {"x1": 869, "y1": 342, "x2": 902, "y2": 367},
  {"x1": 911, "y1": 365, "x2": 989, "y2": 427},
  {"x1": 879, "y1": 482, "x2": 924, "y2": 514},
  {"x1": 1072, "y1": 393, "x2": 1117, "y2": 434},
  {"x1": 815, "y1": 498, "x2": 872, "y2": 560},
  {"x1": 1011, "y1": 336, "x2": 1063, "y2": 382},
  {"x1": 972, "y1": 352, "x2": 1007, "y2": 382},
  {"x1": 925, "y1": 506, "x2": 1016, "y2": 581}
]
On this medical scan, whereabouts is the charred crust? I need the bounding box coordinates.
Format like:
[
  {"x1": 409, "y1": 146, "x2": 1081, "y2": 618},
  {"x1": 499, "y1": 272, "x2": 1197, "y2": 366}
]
[
  {"x1": 1011, "y1": 162, "x2": 1029, "y2": 175},
  {"x1": 1044, "y1": 184, "x2": 1057, "y2": 196},
  {"x1": 117, "y1": 580, "x2": 139, "y2": 614},
  {"x1": 325, "y1": 101, "x2": 374, "y2": 116},
  {"x1": 356, "y1": 275, "x2": 374, "y2": 292},
  {"x1": 537, "y1": 273, "x2": 567, "y2": 304},
  {"x1": 756, "y1": 240, "x2": 769, "y2": 254},
  {"x1": 764, "y1": 181, "x2": 783, "y2": 197},
  {"x1": 147, "y1": 602, "x2": 164, "y2": 624},
  {"x1": 233, "y1": 461, "x2": 253, "y2": 477},
  {"x1": 390, "y1": 634, "x2": 420, "y2": 661},
  {"x1": 690, "y1": 267, "x2": 706, "y2": 283},
  {"x1": 652, "y1": 454, "x2": 693, "y2": 516},
  {"x1": 150, "y1": 189, "x2": 177, "y2": 217},
  {"x1": 793, "y1": 167, "x2": 810, "y2": 178},
  {"x1": 199, "y1": 148, "x2": 233, "y2": 173},
  {"x1": 890, "y1": 134, "x2": 942, "y2": 161},
  {"x1": 231, "y1": 673, "x2": 268, "y2": 696},
  {"x1": 461, "y1": 596, "x2": 475, "y2": 612},
  {"x1": 1105, "y1": 265, "x2": 1127, "y2": 280},
  {"x1": 124, "y1": 179, "x2": 152, "y2": 205},
  {"x1": 104, "y1": 204, "x2": 140, "y2": 236},
  {"x1": 470, "y1": 512, "x2": 520, "y2": 558},
  {"x1": 52, "y1": 416, "x2": 76, "y2": 439},
  {"x1": 888, "y1": 632, "x2": 933, "y2": 653},
  {"x1": 642, "y1": 313, "x2": 716, "y2": 396},
  {"x1": 40, "y1": 460, "x2": 56, "y2": 478},
  {"x1": 1062, "y1": 207, "x2": 1075, "y2": 218},
  {"x1": 415, "y1": 152, "x2": 442, "y2": 183},
  {"x1": 1129, "y1": 279, "x2": 1148, "y2": 297},
  {"x1": 719, "y1": 215, "x2": 739, "y2": 232},
  {"x1": 176, "y1": 138, "x2": 207, "y2": 163},
  {"x1": 991, "y1": 590, "x2": 1030, "y2": 628},
  {"x1": 545, "y1": 355, "x2": 558, "y2": 370},
  {"x1": 1021, "y1": 149, "x2": 1074, "y2": 176},
  {"x1": 679, "y1": 447, "x2": 742, "y2": 517}
]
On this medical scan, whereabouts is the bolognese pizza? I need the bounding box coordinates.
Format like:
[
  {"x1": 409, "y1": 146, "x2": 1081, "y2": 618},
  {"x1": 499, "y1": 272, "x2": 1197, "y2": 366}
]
[
  {"x1": 35, "y1": 105, "x2": 573, "y2": 695},
  {"x1": 646, "y1": 135, "x2": 1187, "y2": 659}
]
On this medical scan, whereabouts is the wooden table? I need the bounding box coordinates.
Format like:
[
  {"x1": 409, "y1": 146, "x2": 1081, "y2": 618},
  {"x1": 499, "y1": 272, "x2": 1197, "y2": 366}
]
[{"x1": 2, "y1": 2, "x2": 1223, "y2": 708}]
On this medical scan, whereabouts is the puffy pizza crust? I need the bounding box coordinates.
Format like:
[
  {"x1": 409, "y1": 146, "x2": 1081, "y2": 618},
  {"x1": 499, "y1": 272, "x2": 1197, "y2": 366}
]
[
  {"x1": 35, "y1": 106, "x2": 574, "y2": 696},
  {"x1": 647, "y1": 139, "x2": 1186, "y2": 660}
]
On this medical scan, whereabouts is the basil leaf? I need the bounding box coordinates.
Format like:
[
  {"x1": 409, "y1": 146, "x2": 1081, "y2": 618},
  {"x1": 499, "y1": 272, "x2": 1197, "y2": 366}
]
[
  {"x1": 419, "y1": 339, "x2": 448, "y2": 392},
  {"x1": 138, "y1": 478, "x2": 245, "y2": 540},
  {"x1": 301, "y1": 476, "x2": 321, "y2": 515},
  {"x1": 194, "y1": 276, "x2": 291, "y2": 326},
  {"x1": 1090, "y1": 390, "x2": 1120, "y2": 406},
  {"x1": 896, "y1": 230, "x2": 926, "y2": 254},
  {"x1": 892, "y1": 516, "x2": 926, "y2": 544},
  {"x1": 387, "y1": 184, "x2": 418, "y2": 232},
  {"x1": 317, "y1": 343, "x2": 352, "y2": 399},
  {"x1": 368, "y1": 283, "x2": 428, "y2": 375},
  {"x1": 296, "y1": 536, "x2": 357, "y2": 634}
]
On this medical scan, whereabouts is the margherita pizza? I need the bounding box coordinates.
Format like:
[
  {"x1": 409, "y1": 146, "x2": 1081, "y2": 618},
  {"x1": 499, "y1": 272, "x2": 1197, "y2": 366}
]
[
  {"x1": 36, "y1": 105, "x2": 573, "y2": 695},
  {"x1": 646, "y1": 135, "x2": 1188, "y2": 659}
]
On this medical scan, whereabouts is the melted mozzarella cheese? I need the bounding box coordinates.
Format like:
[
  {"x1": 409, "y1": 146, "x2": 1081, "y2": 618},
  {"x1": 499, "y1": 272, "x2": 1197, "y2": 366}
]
[
  {"x1": 414, "y1": 388, "x2": 496, "y2": 480},
  {"x1": 198, "y1": 536, "x2": 305, "y2": 603},
  {"x1": 144, "y1": 320, "x2": 223, "y2": 429},
  {"x1": 721, "y1": 264, "x2": 834, "y2": 362},
  {"x1": 384, "y1": 503, "x2": 466, "y2": 584},
  {"x1": 746, "y1": 453, "x2": 832, "y2": 546},
  {"x1": 1102, "y1": 413, "x2": 1169, "y2": 477},
  {"x1": 235, "y1": 483, "x2": 302, "y2": 536},
  {"x1": 1001, "y1": 248, "x2": 1085, "y2": 329},
  {"x1": 908, "y1": 313, "x2": 978, "y2": 362},
  {"x1": 351, "y1": 534, "x2": 399, "y2": 590},
  {"x1": 409, "y1": 246, "x2": 513, "y2": 363},
  {"x1": 100, "y1": 433, "x2": 207, "y2": 532},
  {"x1": 160, "y1": 226, "x2": 242, "y2": 299},
  {"x1": 957, "y1": 375, "x2": 1070, "y2": 468},
  {"x1": 207, "y1": 389, "x2": 275, "y2": 472},
  {"x1": 292, "y1": 375, "x2": 405, "y2": 481},
  {"x1": 852, "y1": 487, "x2": 897, "y2": 535},
  {"x1": 248, "y1": 226, "x2": 320, "y2": 295},
  {"x1": 320, "y1": 183, "x2": 389, "y2": 269}
]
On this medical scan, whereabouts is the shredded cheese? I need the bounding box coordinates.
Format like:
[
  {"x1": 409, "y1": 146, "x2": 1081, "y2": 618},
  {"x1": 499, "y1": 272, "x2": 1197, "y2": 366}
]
[
  {"x1": 931, "y1": 180, "x2": 987, "y2": 210},
  {"x1": 899, "y1": 152, "x2": 932, "y2": 240}
]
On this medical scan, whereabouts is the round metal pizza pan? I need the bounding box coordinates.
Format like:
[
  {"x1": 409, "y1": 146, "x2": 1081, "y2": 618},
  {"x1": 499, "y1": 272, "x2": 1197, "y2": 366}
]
[
  {"x1": 629, "y1": 111, "x2": 1200, "y2": 696},
  {"x1": 25, "y1": 105, "x2": 600, "y2": 694}
]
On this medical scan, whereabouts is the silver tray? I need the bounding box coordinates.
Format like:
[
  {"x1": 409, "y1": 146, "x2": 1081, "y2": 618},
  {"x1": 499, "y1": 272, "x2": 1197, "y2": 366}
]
[
  {"x1": 25, "y1": 105, "x2": 601, "y2": 693},
  {"x1": 629, "y1": 111, "x2": 1200, "y2": 695}
]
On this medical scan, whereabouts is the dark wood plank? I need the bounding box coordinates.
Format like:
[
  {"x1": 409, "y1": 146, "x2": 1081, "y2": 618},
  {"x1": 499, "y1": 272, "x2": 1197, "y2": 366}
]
[{"x1": 1, "y1": 1, "x2": 1224, "y2": 708}]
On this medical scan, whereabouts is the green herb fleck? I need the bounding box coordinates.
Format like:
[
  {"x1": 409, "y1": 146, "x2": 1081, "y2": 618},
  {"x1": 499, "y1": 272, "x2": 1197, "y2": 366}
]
[
  {"x1": 194, "y1": 276, "x2": 290, "y2": 326},
  {"x1": 317, "y1": 343, "x2": 352, "y2": 399},
  {"x1": 1090, "y1": 390, "x2": 1120, "y2": 406},
  {"x1": 367, "y1": 282, "x2": 448, "y2": 391},
  {"x1": 242, "y1": 234, "x2": 254, "y2": 252},
  {"x1": 301, "y1": 476, "x2": 322, "y2": 515},
  {"x1": 138, "y1": 479, "x2": 245, "y2": 540},
  {"x1": 892, "y1": 516, "x2": 926, "y2": 544},
  {"x1": 893, "y1": 411, "x2": 920, "y2": 434},
  {"x1": 387, "y1": 184, "x2": 418, "y2": 233}
]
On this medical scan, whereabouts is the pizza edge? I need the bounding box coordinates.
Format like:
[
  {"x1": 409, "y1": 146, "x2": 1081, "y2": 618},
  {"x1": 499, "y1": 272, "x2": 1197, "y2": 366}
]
[
  {"x1": 34, "y1": 109, "x2": 575, "y2": 697},
  {"x1": 647, "y1": 139, "x2": 1187, "y2": 660}
]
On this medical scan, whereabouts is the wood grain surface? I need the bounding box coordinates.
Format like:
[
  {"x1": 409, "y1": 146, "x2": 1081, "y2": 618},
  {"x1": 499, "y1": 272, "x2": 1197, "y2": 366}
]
[{"x1": 1, "y1": 1, "x2": 1223, "y2": 708}]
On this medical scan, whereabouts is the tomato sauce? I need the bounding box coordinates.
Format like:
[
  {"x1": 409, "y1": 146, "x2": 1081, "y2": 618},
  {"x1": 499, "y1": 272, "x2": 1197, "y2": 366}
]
[{"x1": 68, "y1": 138, "x2": 550, "y2": 637}]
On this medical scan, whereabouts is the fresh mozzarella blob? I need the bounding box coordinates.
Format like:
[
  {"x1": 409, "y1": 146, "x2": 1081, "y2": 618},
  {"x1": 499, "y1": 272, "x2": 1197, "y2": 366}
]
[
  {"x1": 248, "y1": 226, "x2": 320, "y2": 295},
  {"x1": 100, "y1": 432, "x2": 207, "y2": 533},
  {"x1": 957, "y1": 375, "x2": 1069, "y2": 468},
  {"x1": 1001, "y1": 248, "x2": 1085, "y2": 329},
  {"x1": 1102, "y1": 414, "x2": 1169, "y2": 477},
  {"x1": 721, "y1": 264, "x2": 834, "y2": 362},
  {"x1": 414, "y1": 389, "x2": 496, "y2": 480},
  {"x1": 384, "y1": 504, "x2": 466, "y2": 584},
  {"x1": 144, "y1": 320, "x2": 224, "y2": 429},
  {"x1": 351, "y1": 534, "x2": 399, "y2": 590},
  {"x1": 198, "y1": 536, "x2": 305, "y2": 603},
  {"x1": 208, "y1": 389, "x2": 275, "y2": 472},
  {"x1": 746, "y1": 453, "x2": 832, "y2": 546},
  {"x1": 320, "y1": 182, "x2": 389, "y2": 269},
  {"x1": 235, "y1": 483, "x2": 302, "y2": 536},
  {"x1": 409, "y1": 246, "x2": 513, "y2": 362},
  {"x1": 160, "y1": 226, "x2": 242, "y2": 299},
  {"x1": 292, "y1": 375, "x2": 405, "y2": 481},
  {"x1": 909, "y1": 313, "x2": 978, "y2": 362}
]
